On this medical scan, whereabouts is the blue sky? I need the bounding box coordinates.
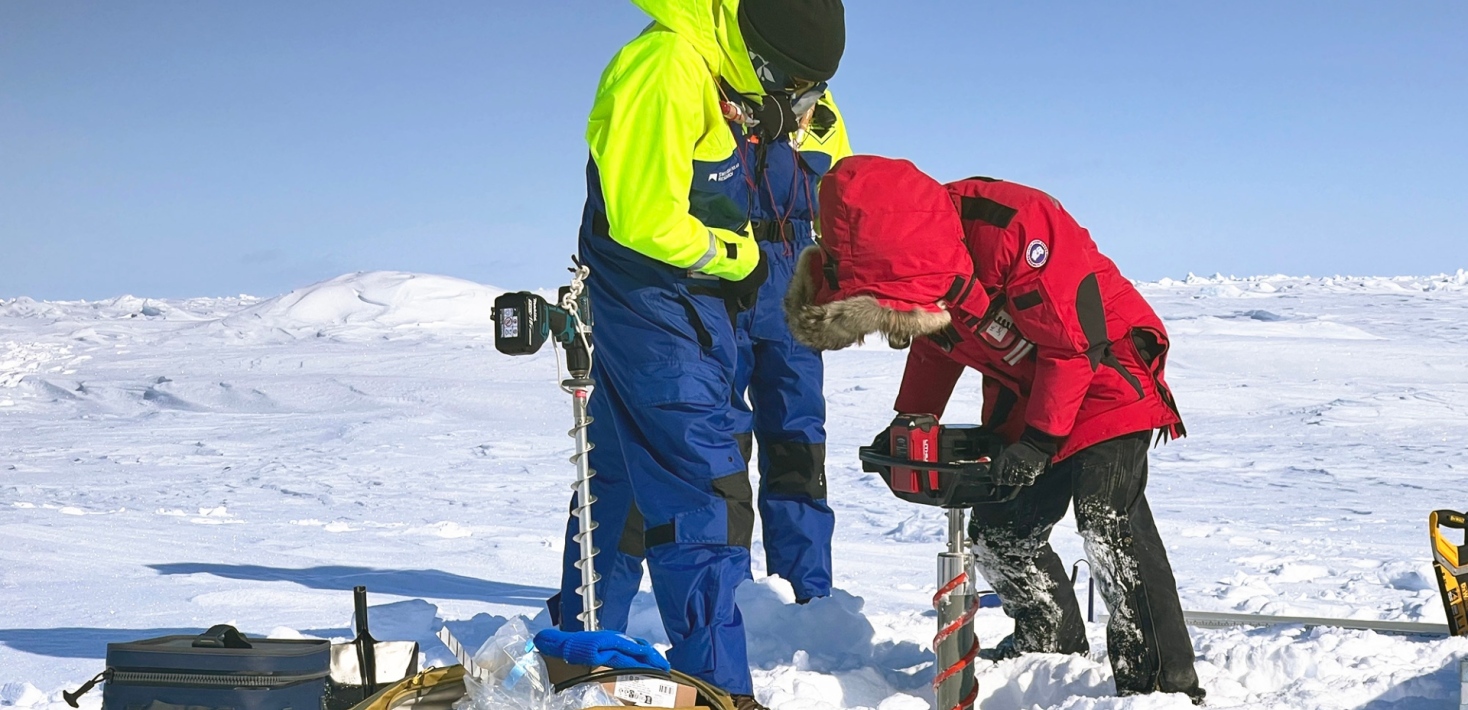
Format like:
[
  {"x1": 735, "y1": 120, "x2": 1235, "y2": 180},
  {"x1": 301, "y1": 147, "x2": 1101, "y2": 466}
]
[{"x1": 2, "y1": 1, "x2": 1464, "y2": 300}]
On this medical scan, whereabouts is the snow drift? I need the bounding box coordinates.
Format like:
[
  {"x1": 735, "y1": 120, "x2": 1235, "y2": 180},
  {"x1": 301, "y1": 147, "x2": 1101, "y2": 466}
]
[{"x1": 216, "y1": 271, "x2": 505, "y2": 340}]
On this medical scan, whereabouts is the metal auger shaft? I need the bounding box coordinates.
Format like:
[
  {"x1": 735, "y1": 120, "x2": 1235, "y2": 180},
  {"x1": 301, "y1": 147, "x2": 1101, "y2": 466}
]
[
  {"x1": 561, "y1": 262, "x2": 601, "y2": 632},
  {"x1": 567, "y1": 377, "x2": 599, "y2": 631},
  {"x1": 934, "y1": 507, "x2": 979, "y2": 710}
]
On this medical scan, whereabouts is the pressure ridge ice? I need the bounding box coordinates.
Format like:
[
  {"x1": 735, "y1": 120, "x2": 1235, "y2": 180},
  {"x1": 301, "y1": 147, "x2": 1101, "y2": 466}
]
[{"x1": 4, "y1": 270, "x2": 1468, "y2": 709}]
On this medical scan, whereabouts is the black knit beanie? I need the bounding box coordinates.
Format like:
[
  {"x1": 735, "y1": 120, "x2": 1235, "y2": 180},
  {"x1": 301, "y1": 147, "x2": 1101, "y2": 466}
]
[{"x1": 737, "y1": 0, "x2": 845, "y2": 83}]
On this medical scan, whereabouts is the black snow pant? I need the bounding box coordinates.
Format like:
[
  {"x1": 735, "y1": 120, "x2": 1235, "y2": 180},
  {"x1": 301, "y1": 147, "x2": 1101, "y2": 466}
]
[{"x1": 968, "y1": 430, "x2": 1200, "y2": 698}]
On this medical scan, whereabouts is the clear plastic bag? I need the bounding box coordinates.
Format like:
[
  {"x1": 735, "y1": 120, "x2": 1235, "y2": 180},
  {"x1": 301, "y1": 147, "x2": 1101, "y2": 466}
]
[
  {"x1": 454, "y1": 618, "x2": 618, "y2": 710},
  {"x1": 546, "y1": 683, "x2": 617, "y2": 710}
]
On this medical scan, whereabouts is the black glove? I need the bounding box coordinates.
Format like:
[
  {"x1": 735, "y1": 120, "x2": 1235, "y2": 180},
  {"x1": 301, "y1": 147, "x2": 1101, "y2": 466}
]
[
  {"x1": 751, "y1": 92, "x2": 798, "y2": 141},
  {"x1": 720, "y1": 249, "x2": 769, "y2": 313},
  {"x1": 989, "y1": 427, "x2": 1058, "y2": 487}
]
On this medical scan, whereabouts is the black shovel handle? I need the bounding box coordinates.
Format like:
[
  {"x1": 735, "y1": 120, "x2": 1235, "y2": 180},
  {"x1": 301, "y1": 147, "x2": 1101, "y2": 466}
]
[{"x1": 354, "y1": 586, "x2": 378, "y2": 695}]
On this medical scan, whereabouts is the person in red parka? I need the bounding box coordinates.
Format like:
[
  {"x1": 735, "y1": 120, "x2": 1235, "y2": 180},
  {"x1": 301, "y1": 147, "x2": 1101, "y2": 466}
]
[{"x1": 784, "y1": 155, "x2": 1202, "y2": 703}]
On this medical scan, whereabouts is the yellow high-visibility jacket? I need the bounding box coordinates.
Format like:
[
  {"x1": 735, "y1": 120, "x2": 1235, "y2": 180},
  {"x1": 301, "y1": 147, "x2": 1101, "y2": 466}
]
[{"x1": 587, "y1": 0, "x2": 850, "y2": 281}]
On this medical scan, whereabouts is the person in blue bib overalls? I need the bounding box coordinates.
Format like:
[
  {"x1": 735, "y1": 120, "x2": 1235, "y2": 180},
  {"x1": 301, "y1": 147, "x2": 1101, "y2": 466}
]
[
  {"x1": 548, "y1": 0, "x2": 846, "y2": 705},
  {"x1": 729, "y1": 81, "x2": 850, "y2": 605}
]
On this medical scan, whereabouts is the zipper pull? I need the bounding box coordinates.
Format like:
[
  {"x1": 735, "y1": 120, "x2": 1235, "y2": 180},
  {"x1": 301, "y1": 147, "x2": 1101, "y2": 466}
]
[{"x1": 64, "y1": 670, "x2": 109, "y2": 708}]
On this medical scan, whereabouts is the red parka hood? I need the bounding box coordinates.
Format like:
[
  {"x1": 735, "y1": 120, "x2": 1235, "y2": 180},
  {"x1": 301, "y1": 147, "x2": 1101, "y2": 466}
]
[{"x1": 786, "y1": 155, "x2": 989, "y2": 350}]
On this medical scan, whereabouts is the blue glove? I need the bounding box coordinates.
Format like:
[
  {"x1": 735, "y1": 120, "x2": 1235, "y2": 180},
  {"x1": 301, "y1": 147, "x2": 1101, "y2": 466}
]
[{"x1": 533, "y1": 629, "x2": 671, "y2": 672}]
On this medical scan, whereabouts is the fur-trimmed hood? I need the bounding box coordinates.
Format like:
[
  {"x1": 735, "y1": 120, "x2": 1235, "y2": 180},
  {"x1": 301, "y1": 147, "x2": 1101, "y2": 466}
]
[
  {"x1": 783, "y1": 156, "x2": 989, "y2": 351},
  {"x1": 785, "y1": 247, "x2": 954, "y2": 350}
]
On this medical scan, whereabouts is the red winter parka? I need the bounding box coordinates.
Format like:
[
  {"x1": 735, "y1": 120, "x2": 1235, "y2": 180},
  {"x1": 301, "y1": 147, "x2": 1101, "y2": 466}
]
[{"x1": 785, "y1": 155, "x2": 1184, "y2": 461}]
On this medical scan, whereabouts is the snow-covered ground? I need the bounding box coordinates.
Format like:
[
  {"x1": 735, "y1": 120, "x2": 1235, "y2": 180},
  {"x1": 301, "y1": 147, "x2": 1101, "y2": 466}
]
[{"x1": 4, "y1": 270, "x2": 1468, "y2": 709}]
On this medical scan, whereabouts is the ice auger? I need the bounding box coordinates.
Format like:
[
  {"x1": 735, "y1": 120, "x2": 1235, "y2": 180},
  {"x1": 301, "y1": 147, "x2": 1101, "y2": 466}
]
[
  {"x1": 859, "y1": 418, "x2": 1007, "y2": 710},
  {"x1": 493, "y1": 261, "x2": 601, "y2": 629},
  {"x1": 493, "y1": 263, "x2": 736, "y2": 709},
  {"x1": 1430, "y1": 509, "x2": 1468, "y2": 636}
]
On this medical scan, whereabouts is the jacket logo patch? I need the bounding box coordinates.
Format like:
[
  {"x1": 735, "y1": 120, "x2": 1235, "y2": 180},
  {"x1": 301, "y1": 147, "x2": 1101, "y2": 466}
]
[
  {"x1": 708, "y1": 165, "x2": 739, "y2": 182},
  {"x1": 803, "y1": 104, "x2": 838, "y2": 145},
  {"x1": 1026, "y1": 240, "x2": 1049, "y2": 268}
]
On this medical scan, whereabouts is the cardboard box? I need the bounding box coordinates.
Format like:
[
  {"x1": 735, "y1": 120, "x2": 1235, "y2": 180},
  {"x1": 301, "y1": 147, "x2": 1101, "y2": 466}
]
[{"x1": 542, "y1": 656, "x2": 702, "y2": 708}]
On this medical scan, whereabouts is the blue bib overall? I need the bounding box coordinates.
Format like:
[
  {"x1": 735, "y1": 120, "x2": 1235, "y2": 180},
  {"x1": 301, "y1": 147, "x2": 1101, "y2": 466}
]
[{"x1": 556, "y1": 118, "x2": 834, "y2": 694}]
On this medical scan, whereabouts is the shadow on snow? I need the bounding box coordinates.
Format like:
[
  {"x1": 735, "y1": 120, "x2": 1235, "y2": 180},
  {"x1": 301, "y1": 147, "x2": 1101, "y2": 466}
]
[
  {"x1": 0, "y1": 627, "x2": 202, "y2": 659},
  {"x1": 147, "y1": 563, "x2": 555, "y2": 607}
]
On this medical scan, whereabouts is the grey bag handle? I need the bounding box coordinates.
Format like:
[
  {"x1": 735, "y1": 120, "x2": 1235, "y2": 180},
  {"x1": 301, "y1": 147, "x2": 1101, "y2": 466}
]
[{"x1": 193, "y1": 624, "x2": 253, "y2": 649}]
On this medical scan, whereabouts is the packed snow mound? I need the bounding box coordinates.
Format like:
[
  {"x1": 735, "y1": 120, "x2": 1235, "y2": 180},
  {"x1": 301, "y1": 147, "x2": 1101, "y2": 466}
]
[{"x1": 217, "y1": 271, "x2": 505, "y2": 339}]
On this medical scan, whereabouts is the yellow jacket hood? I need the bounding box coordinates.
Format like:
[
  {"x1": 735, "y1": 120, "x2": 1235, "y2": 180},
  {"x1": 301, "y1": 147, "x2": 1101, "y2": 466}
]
[{"x1": 631, "y1": 0, "x2": 763, "y2": 97}]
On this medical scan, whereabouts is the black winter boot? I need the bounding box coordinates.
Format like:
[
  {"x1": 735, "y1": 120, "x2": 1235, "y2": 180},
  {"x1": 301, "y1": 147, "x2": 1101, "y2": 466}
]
[
  {"x1": 977, "y1": 634, "x2": 1020, "y2": 661},
  {"x1": 978, "y1": 632, "x2": 1088, "y2": 662}
]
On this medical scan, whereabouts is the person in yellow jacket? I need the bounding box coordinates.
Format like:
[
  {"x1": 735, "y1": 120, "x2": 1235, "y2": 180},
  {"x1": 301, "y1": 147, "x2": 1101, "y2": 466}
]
[{"x1": 551, "y1": 0, "x2": 845, "y2": 703}]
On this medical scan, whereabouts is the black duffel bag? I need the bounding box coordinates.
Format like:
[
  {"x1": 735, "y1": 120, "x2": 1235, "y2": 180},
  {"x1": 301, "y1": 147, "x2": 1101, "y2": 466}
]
[{"x1": 67, "y1": 625, "x2": 330, "y2": 710}]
